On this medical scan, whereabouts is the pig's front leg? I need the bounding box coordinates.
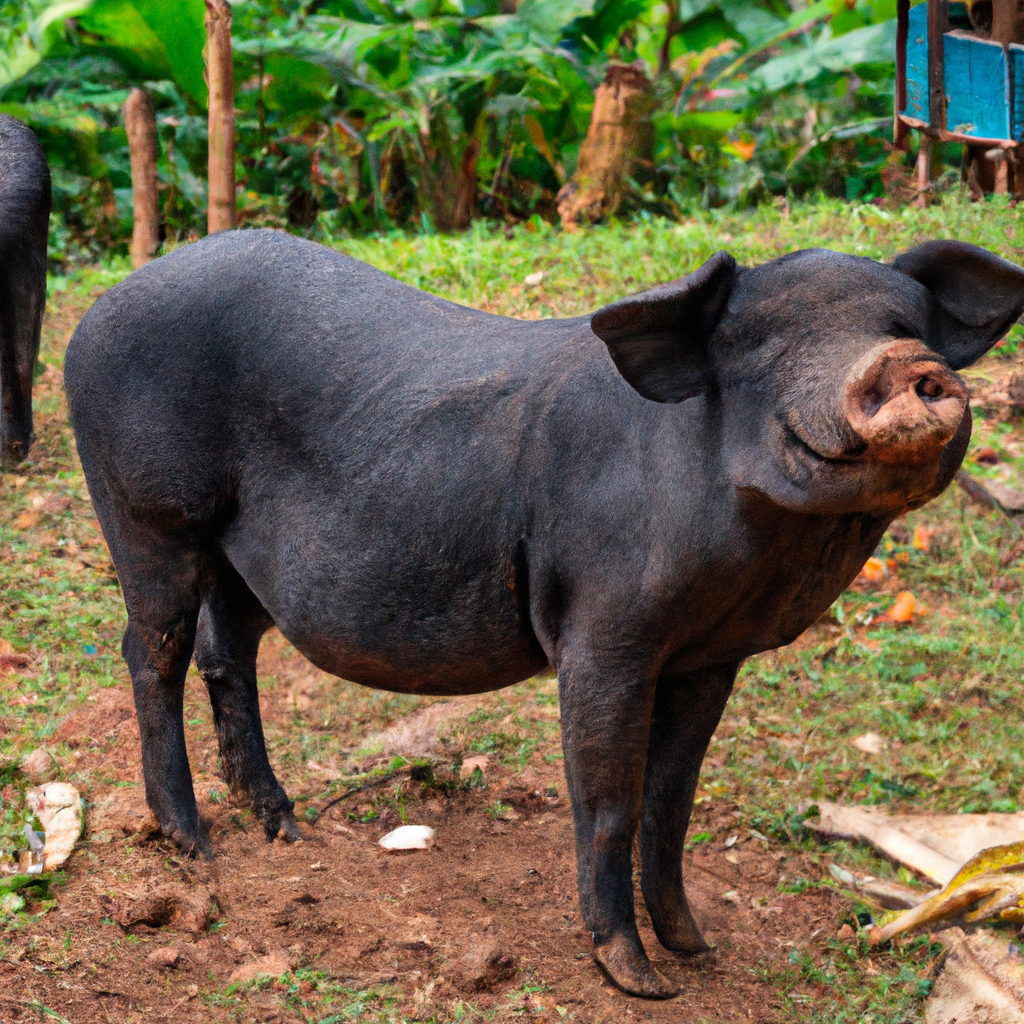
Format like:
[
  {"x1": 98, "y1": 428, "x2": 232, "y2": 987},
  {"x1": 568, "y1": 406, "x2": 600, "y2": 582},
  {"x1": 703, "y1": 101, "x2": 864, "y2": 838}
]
[
  {"x1": 640, "y1": 661, "x2": 738, "y2": 953},
  {"x1": 558, "y1": 657, "x2": 678, "y2": 998}
]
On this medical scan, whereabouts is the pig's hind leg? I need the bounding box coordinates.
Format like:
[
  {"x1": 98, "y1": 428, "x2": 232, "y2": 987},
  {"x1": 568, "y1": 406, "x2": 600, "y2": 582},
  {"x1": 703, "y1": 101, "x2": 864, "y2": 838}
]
[
  {"x1": 194, "y1": 556, "x2": 299, "y2": 842},
  {"x1": 640, "y1": 662, "x2": 738, "y2": 954},
  {"x1": 112, "y1": 531, "x2": 209, "y2": 857}
]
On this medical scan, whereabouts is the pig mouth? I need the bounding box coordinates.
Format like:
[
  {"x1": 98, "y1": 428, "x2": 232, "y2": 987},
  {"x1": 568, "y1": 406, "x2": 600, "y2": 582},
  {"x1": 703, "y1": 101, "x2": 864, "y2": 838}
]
[
  {"x1": 772, "y1": 413, "x2": 951, "y2": 514},
  {"x1": 781, "y1": 419, "x2": 862, "y2": 468}
]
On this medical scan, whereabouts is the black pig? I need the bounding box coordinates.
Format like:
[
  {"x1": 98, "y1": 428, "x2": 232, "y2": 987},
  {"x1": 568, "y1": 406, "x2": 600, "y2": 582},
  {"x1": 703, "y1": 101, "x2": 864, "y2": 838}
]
[
  {"x1": 0, "y1": 114, "x2": 50, "y2": 468},
  {"x1": 64, "y1": 231, "x2": 1024, "y2": 997}
]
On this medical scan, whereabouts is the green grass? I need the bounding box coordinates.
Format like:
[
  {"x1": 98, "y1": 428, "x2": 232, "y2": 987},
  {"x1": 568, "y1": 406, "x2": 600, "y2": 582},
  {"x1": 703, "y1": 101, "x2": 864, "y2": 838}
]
[
  {"x1": 4, "y1": 194, "x2": 1024, "y2": 1021},
  {"x1": 324, "y1": 195, "x2": 1024, "y2": 313},
  {"x1": 53, "y1": 192, "x2": 1024, "y2": 316}
]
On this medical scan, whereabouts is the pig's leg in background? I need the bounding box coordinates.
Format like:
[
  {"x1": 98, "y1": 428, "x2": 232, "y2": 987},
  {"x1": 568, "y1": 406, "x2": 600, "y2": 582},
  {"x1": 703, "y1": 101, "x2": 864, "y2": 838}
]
[
  {"x1": 557, "y1": 653, "x2": 679, "y2": 998},
  {"x1": 640, "y1": 661, "x2": 739, "y2": 952},
  {"x1": 194, "y1": 557, "x2": 299, "y2": 841}
]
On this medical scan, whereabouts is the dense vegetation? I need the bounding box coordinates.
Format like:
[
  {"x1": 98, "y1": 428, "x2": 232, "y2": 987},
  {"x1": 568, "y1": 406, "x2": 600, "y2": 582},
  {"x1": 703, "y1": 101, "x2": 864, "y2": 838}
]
[{"x1": 0, "y1": 0, "x2": 907, "y2": 260}]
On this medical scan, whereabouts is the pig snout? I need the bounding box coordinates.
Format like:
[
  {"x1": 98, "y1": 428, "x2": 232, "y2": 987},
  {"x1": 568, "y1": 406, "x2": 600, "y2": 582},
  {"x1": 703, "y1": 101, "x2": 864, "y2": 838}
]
[{"x1": 842, "y1": 339, "x2": 968, "y2": 464}]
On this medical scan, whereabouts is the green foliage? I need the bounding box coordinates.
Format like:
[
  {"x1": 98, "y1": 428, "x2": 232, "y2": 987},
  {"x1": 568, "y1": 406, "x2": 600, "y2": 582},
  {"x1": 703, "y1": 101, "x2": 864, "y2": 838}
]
[
  {"x1": 74, "y1": 0, "x2": 207, "y2": 106},
  {"x1": 0, "y1": 0, "x2": 919, "y2": 250}
]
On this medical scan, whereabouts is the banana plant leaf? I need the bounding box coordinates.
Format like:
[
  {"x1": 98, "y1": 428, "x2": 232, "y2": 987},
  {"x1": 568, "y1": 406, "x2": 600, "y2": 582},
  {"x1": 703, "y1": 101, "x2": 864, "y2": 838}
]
[
  {"x1": 870, "y1": 842, "x2": 1024, "y2": 945},
  {"x1": 675, "y1": 109, "x2": 744, "y2": 132},
  {"x1": 749, "y1": 18, "x2": 898, "y2": 91},
  {"x1": 0, "y1": 0, "x2": 94, "y2": 92},
  {"x1": 0, "y1": 31, "x2": 41, "y2": 91},
  {"x1": 76, "y1": 0, "x2": 207, "y2": 106},
  {"x1": 517, "y1": 0, "x2": 596, "y2": 39}
]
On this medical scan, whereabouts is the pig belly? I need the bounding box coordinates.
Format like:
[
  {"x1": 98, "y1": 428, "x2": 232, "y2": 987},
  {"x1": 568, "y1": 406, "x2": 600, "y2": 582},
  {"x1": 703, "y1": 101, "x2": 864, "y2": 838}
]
[
  {"x1": 223, "y1": 534, "x2": 549, "y2": 696},
  {"x1": 276, "y1": 615, "x2": 550, "y2": 697}
]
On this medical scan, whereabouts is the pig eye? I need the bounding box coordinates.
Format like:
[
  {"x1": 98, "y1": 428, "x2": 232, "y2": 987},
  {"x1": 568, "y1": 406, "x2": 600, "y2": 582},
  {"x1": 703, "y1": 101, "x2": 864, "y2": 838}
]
[
  {"x1": 891, "y1": 321, "x2": 919, "y2": 340},
  {"x1": 916, "y1": 377, "x2": 944, "y2": 399}
]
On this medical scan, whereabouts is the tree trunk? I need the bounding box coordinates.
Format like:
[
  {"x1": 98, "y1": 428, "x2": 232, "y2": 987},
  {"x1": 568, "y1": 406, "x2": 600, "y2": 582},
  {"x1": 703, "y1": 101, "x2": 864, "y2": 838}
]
[
  {"x1": 204, "y1": 0, "x2": 235, "y2": 234},
  {"x1": 416, "y1": 113, "x2": 459, "y2": 232},
  {"x1": 990, "y1": 0, "x2": 1024, "y2": 42},
  {"x1": 452, "y1": 139, "x2": 479, "y2": 231},
  {"x1": 557, "y1": 64, "x2": 654, "y2": 230},
  {"x1": 124, "y1": 87, "x2": 160, "y2": 267}
]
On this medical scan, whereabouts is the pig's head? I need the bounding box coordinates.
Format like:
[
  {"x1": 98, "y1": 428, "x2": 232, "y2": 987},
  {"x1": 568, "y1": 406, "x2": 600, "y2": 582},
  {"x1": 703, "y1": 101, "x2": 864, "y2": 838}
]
[{"x1": 591, "y1": 241, "x2": 1024, "y2": 516}]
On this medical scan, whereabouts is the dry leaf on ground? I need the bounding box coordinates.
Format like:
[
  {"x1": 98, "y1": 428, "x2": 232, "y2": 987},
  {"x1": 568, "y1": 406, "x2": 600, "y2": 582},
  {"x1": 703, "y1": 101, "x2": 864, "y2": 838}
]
[
  {"x1": 460, "y1": 754, "x2": 490, "y2": 778},
  {"x1": 877, "y1": 591, "x2": 916, "y2": 623},
  {"x1": 229, "y1": 950, "x2": 293, "y2": 984},
  {"x1": 807, "y1": 802, "x2": 1024, "y2": 885},
  {"x1": 807, "y1": 802, "x2": 958, "y2": 885},
  {"x1": 859, "y1": 557, "x2": 886, "y2": 582},
  {"x1": 852, "y1": 733, "x2": 885, "y2": 755},
  {"x1": 925, "y1": 928, "x2": 1024, "y2": 1024}
]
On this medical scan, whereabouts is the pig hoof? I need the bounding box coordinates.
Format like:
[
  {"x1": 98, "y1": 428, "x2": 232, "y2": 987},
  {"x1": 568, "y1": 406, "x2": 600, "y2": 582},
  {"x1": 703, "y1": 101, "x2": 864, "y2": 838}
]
[
  {"x1": 592, "y1": 935, "x2": 679, "y2": 999},
  {"x1": 256, "y1": 793, "x2": 299, "y2": 842},
  {"x1": 165, "y1": 823, "x2": 213, "y2": 860},
  {"x1": 654, "y1": 921, "x2": 711, "y2": 955}
]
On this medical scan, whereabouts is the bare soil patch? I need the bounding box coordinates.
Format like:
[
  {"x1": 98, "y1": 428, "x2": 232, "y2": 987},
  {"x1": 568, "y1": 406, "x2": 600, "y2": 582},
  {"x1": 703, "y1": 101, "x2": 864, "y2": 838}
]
[{"x1": 0, "y1": 634, "x2": 854, "y2": 1024}]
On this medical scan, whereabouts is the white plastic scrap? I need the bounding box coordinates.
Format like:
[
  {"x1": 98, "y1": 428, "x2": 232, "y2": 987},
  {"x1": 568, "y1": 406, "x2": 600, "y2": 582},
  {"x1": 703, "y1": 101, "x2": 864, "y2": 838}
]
[
  {"x1": 22, "y1": 824, "x2": 43, "y2": 874},
  {"x1": 378, "y1": 825, "x2": 435, "y2": 851}
]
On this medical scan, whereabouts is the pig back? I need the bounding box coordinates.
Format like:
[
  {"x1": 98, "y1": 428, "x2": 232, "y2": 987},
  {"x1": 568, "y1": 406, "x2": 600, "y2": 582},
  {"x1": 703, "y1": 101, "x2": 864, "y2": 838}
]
[{"x1": 64, "y1": 229, "x2": 607, "y2": 519}]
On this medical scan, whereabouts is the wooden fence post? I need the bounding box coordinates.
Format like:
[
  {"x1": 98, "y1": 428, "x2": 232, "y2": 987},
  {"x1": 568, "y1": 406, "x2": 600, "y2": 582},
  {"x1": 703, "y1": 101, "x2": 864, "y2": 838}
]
[
  {"x1": 204, "y1": 0, "x2": 236, "y2": 233},
  {"x1": 124, "y1": 87, "x2": 160, "y2": 267}
]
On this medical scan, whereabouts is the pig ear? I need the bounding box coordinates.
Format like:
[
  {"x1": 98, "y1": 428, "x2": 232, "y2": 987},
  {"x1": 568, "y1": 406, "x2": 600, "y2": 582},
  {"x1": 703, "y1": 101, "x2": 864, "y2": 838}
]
[
  {"x1": 590, "y1": 250, "x2": 736, "y2": 402},
  {"x1": 892, "y1": 240, "x2": 1024, "y2": 370}
]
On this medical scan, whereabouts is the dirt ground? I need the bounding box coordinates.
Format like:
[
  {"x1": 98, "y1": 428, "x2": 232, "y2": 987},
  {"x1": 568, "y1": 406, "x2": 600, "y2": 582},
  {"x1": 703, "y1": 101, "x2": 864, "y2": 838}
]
[{"x1": 0, "y1": 629, "x2": 854, "y2": 1024}]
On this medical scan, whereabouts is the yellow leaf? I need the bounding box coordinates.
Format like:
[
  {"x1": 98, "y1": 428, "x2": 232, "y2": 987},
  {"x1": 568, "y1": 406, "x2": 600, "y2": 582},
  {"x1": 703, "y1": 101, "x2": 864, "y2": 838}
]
[
  {"x1": 871, "y1": 841, "x2": 1024, "y2": 945},
  {"x1": 524, "y1": 115, "x2": 565, "y2": 183}
]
